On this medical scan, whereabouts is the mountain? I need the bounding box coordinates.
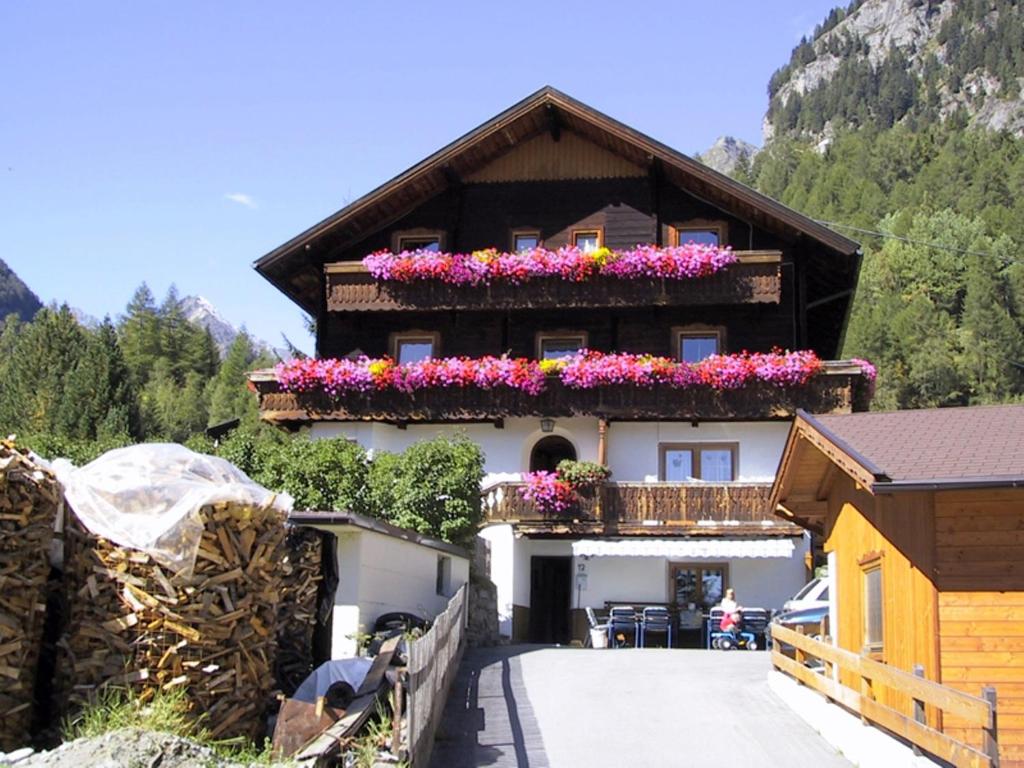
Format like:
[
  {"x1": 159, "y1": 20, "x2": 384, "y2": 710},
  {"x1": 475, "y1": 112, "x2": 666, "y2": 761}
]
[
  {"x1": 180, "y1": 294, "x2": 284, "y2": 360},
  {"x1": 765, "y1": 0, "x2": 1024, "y2": 143},
  {"x1": 696, "y1": 136, "x2": 759, "y2": 175},
  {"x1": 0, "y1": 257, "x2": 43, "y2": 322}
]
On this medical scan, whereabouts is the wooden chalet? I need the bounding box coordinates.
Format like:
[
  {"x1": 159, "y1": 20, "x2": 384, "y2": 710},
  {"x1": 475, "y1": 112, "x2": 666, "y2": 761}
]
[
  {"x1": 251, "y1": 86, "x2": 873, "y2": 645},
  {"x1": 771, "y1": 405, "x2": 1024, "y2": 766}
]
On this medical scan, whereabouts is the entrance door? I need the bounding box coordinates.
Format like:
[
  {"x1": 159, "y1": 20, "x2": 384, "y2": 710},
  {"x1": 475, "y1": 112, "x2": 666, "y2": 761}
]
[
  {"x1": 529, "y1": 436, "x2": 576, "y2": 472},
  {"x1": 528, "y1": 556, "x2": 571, "y2": 643}
]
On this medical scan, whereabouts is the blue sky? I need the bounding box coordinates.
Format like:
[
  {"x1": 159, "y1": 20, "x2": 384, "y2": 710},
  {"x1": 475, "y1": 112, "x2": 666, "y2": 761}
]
[{"x1": 1, "y1": 1, "x2": 839, "y2": 353}]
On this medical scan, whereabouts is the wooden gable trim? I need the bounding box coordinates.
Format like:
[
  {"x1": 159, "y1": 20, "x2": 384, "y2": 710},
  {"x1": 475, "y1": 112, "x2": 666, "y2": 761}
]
[{"x1": 255, "y1": 86, "x2": 859, "y2": 313}]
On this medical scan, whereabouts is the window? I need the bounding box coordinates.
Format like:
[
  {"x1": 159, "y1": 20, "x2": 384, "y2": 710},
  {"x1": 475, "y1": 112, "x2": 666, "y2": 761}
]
[
  {"x1": 393, "y1": 229, "x2": 444, "y2": 253},
  {"x1": 659, "y1": 443, "x2": 737, "y2": 481},
  {"x1": 436, "y1": 555, "x2": 452, "y2": 596},
  {"x1": 674, "y1": 222, "x2": 726, "y2": 247},
  {"x1": 513, "y1": 230, "x2": 540, "y2": 252},
  {"x1": 390, "y1": 331, "x2": 439, "y2": 364},
  {"x1": 672, "y1": 327, "x2": 724, "y2": 363},
  {"x1": 670, "y1": 563, "x2": 728, "y2": 609},
  {"x1": 862, "y1": 557, "x2": 883, "y2": 655},
  {"x1": 572, "y1": 229, "x2": 602, "y2": 253},
  {"x1": 536, "y1": 332, "x2": 587, "y2": 360}
]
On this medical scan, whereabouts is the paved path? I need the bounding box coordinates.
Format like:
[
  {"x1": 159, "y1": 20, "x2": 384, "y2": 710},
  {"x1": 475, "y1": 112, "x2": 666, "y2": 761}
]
[{"x1": 430, "y1": 645, "x2": 851, "y2": 768}]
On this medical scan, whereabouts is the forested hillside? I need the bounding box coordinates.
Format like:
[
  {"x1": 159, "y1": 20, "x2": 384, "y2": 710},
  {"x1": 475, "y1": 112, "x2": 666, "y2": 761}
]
[
  {"x1": 0, "y1": 285, "x2": 275, "y2": 461},
  {"x1": 0, "y1": 257, "x2": 43, "y2": 321},
  {"x1": 734, "y1": 0, "x2": 1024, "y2": 410}
]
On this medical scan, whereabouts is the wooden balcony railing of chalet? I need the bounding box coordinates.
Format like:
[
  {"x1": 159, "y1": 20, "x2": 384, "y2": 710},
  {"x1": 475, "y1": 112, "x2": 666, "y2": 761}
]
[
  {"x1": 252, "y1": 361, "x2": 872, "y2": 425},
  {"x1": 324, "y1": 251, "x2": 782, "y2": 312},
  {"x1": 482, "y1": 481, "x2": 800, "y2": 535}
]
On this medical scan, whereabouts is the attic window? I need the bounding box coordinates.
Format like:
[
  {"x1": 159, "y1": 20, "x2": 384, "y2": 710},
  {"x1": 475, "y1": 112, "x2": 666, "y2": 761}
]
[
  {"x1": 674, "y1": 223, "x2": 726, "y2": 247},
  {"x1": 572, "y1": 229, "x2": 602, "y2": 253},
  {"x1": 513, "y1": 230, "x2": 541, "y2": 252},
  {"x1": 391, "y1": 331, "x2": 439, "y2": 364},
  {"x1": 672, "y1": 327, "x2": 724, "y2": 363},
  {"x1": 395, "y1": 230, "x2": 444, "y2": 253},
  {"x1": 537, "y1": 332, "x2": 587, "y2": 360}
]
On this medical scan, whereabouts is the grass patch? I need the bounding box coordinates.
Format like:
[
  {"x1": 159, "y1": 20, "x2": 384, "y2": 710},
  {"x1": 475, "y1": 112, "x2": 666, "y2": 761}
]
[{"x1": 62, "y1": 687, "x2": 290, "y2": 765}]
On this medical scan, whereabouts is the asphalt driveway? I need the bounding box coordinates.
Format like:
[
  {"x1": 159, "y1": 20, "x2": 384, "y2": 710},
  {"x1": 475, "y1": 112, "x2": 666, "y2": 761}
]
[{"x1": 429, "y1": 645, "x2": 851, "y2": 768}]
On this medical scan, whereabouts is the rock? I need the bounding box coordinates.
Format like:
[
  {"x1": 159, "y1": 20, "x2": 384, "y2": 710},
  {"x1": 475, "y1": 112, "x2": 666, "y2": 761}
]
[
  {"x1": 3, "y1": 747, "x2": 36, "y2": 764},
  {"x1": 696, "y1": 137, "x2": 760, "y2": 176}
]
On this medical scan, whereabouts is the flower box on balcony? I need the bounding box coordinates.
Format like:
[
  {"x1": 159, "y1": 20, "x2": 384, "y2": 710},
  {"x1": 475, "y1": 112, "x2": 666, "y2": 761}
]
[{"x1": 325, "y1": 251, "x2": 782, "y2": 312}]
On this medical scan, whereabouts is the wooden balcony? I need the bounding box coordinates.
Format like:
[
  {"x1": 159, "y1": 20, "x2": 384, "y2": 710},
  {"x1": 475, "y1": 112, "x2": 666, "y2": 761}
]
[
  {"x1": 324, "y1": 251, "x2": 782, "y2": 312},
  {"x1": 482, "y1": 481, "x2": 799, "y2": 536},
  {"x1": 251, "y1": 361, "x2": 871, "y2": 425}
]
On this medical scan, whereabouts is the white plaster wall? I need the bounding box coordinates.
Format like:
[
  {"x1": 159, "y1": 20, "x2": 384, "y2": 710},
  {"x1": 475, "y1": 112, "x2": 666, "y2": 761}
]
[
  {"x1": 606, "y1": 421, "x2": 791, "y2": 482},
  {"x1": 311, "y1": 418, "x2": 789, "y2": 482},
  {"x1": 479, "y1": 524, "x2": 516, "y2": 637},
  {"x1": 311, "y1": 417, "x2": 600, "y2": 477},
  {"x1": 319, "y1": 526, "x2": 469, "y2": 658}
]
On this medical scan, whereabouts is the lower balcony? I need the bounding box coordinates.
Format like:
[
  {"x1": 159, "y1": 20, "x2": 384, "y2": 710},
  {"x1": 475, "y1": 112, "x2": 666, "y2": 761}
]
[
  {"x1": 251, "y1": 361, "x2": 871, "y2": 425},
  {"x1": 481, "y1": 481, "x2": 798, "y2": 536}
]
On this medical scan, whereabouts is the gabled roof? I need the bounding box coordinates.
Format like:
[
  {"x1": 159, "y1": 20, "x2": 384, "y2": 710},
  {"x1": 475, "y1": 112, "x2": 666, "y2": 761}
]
[
  {"x1": 769, "y1": 404, "x2": 1024, "y2": 533},
  {"x1": 254, "y1": 86, "x2": 860, "y2": 313}
]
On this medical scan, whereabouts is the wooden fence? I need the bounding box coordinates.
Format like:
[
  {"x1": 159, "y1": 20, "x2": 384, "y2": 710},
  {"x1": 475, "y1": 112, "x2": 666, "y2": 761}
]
[
  {"x1": 771, "y1": 624, "x2": 999, "y2": 768},
  {"x1": 406, "y1": 585, "x2": 467, "y2": 766}
]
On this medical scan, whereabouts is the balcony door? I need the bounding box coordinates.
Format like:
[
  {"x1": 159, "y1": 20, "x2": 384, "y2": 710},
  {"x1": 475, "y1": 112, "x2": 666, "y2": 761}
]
[{"x1": 529, "y1": 436, "x2": 576, "y2": 472}]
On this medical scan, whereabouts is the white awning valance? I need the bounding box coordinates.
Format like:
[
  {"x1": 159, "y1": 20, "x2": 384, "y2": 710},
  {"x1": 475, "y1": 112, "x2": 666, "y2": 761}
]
[{"x1": 570, "y1": 538, "x2": 796, "y2": 559}]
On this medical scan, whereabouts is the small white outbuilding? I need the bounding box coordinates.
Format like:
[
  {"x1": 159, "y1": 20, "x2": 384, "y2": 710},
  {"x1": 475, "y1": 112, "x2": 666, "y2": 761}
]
[{"x1": 290, "y1": 511, "x2": 470, "y2": 658}]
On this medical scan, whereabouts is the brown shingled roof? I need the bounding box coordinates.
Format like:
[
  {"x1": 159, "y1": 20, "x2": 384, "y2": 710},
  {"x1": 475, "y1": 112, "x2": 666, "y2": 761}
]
[{"x1": 808, "y1": 404, "x2": 1024, "y2": 486}]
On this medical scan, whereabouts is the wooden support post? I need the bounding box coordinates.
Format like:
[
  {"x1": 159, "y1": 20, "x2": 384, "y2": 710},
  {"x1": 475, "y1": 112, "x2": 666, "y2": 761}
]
[
  {"x1": 392, "y1": 673, "x2": 404, "y2": 757},
  {"x1": 795, "y1": 625, "x2": 806, "y2": 669},
  {"x1": 912, "y1": 664, "x2": 925, "y2": 756},
  {"x1": 597, "y1": 419, "x2": 609, "y2": 466},
  {"x1": 982, "y1": 685, "x2": 999, "y2": 768}
]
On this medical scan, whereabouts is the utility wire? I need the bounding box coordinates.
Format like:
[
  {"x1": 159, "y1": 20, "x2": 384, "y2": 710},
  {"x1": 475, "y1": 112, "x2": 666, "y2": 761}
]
[{"x1": 815, "y1": 219, "x2": 1024, "y2": 266}]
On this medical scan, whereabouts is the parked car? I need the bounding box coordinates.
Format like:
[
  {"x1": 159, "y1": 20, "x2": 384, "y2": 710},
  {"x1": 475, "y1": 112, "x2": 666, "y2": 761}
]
[
  {"x1": 771, "y1": 604, "x2": 829, "y2": 660},
  {"x1": 782, "y1": 577, "x2": 829, "y2": 613}
]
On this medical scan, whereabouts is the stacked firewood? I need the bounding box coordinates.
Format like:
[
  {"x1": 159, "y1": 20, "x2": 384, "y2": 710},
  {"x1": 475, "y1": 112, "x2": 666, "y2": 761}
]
[
  {"x1": 0, "y1": 442, "x2": 60, "y2": 752},
  {"x1": 274, "y1": 527, "x2": 322, "y2": 696},
  {"x1": 61, "y1": 501, "x2": 291, "y2": 740}
]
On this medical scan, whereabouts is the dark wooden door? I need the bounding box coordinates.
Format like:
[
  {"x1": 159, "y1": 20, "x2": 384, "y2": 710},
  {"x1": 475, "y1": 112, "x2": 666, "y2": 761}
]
[{"x1": 528, "y1": 556, "x2": 572, "y2": 644}]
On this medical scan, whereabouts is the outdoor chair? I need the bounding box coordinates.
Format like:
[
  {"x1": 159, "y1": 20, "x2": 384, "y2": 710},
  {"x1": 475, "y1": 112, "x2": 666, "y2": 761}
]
[
  {"x1": 584, "y1": 606, "x2": 609, "y2": 648},
  {"x1": 639, "y1": 606, "x2": 672, "y2": 648},
  {"x1": 607, "y1": 605, "x2": 639, "y2": 648}
]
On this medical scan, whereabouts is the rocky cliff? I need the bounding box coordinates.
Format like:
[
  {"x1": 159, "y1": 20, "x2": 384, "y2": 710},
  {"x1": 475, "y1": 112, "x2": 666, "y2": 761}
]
[{"x1": 765, "y1": 0, "x2": 1024, "y2": 142}]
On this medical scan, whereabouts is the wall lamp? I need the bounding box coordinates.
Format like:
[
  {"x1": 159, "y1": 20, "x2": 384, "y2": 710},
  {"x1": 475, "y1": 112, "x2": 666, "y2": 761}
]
[{"x1": 540, "y1": 418, "x2": 555, "y2": 433}]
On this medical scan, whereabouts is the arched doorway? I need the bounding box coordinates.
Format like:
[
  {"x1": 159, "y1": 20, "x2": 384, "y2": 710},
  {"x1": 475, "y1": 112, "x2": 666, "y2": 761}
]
[{"x1": 529, "y1": 435, "x2": 576, "y2": 473}]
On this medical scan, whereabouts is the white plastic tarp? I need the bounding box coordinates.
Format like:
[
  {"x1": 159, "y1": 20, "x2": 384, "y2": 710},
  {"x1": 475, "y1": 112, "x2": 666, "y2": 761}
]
[
  {"x1": 291, "y1": 658, "x2": 374, "y2": 703},
  {"x1": 570, "y1": 538, "x2": 796, "y2": 558},
  {"x1": 54, "y1": 443, "x2": 293, "y2": 577}
]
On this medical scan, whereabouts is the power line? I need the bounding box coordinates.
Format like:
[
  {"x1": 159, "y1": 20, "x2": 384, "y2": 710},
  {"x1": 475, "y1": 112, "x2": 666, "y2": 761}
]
[{"x1": 814, "y1": 219, "x2": 1024, "y2": 265}]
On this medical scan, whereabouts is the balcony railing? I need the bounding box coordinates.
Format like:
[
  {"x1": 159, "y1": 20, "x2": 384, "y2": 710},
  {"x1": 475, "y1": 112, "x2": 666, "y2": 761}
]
[
  {"x1": 481, "y1": 481, "x2": 797, "y2": 534},
  {"x1": 324, "y1": 251, "x2": 782, "y2": 312},
  {"x1": 251, "y1": 361, "x2": 871, "y2": 425}
]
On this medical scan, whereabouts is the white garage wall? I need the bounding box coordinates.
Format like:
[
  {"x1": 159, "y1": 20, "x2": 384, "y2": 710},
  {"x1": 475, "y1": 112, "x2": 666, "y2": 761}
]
[{"x1": 320, "y1": 526, "x2": 469, "y2": 658}]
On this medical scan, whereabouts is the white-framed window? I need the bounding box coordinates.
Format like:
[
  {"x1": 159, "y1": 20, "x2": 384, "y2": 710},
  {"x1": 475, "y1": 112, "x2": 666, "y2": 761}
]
[
  {"x1": 536, "y1": 332, "x2": 588, "y2": 360},
  {"x1": 572, "y1": 228, "x2": 602, "y2": 253},
  {"x1": 659, "y1": 443, "x2": 738, "y2": 482},
  {"x1": 390, "y1": 331, "x2": 439, "y2": 364}
]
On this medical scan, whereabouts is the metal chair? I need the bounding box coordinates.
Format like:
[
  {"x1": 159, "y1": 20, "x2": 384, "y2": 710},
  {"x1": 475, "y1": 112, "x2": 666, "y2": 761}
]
[
  {"x1": 584, "y1": 606, "x2": 609, "y2": 648},
  {"x1": 639, "y1": 606, "x2": 672, "y2": 648},
  {"x1": 607, "y1": 606, "x2": 638, "y2": 648}
]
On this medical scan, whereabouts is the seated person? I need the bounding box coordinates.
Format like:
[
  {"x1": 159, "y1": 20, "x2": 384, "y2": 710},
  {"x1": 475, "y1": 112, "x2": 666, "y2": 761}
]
[{"x1": 718, "y1": 588, "x2": 742, "y2": 633}]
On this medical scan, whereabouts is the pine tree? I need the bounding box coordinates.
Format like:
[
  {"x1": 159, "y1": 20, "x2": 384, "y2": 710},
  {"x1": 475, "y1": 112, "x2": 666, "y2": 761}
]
[
  {"x1": 206, "y1": 332, "x2": 262, "y2": 426},
  {"x1": 120, "y1": 283, "x2": 162, "y2": 387}
]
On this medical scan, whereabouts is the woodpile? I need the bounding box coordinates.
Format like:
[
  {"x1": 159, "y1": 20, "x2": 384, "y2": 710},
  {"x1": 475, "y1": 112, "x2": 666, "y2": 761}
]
[
  {"x1": 61, "y1": 501, "x2": 293, "y2": 740},
  {"x1": 0, "y1": 442, "x2": 60, "y2": 752},
  {"x1": 275, "y1": 527, "x2": 322, "y2": 696}
]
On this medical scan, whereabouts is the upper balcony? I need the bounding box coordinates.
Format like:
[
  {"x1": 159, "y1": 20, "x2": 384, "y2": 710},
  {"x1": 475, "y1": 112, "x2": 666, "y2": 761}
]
[
  {"x1": 481, "y1": 481, "x2": 799, "y2": 536},
  {"x1": 250, "y1": 359, "x2": 873, "y2": 425},
  {"x1": 324, "y1": 251, "x2": 782, "y2": 312}
]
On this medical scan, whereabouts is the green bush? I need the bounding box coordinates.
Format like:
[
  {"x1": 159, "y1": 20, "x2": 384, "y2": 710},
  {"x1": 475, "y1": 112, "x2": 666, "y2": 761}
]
[
  {"x1": 257, "y1": 436, "x2": 369, "y2": 514},
  {"x1": 556, "y1": 459, "x2": 611, "y2": 488}
]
